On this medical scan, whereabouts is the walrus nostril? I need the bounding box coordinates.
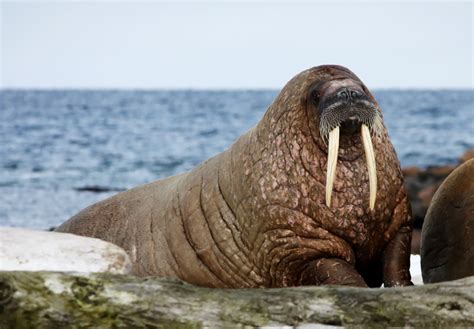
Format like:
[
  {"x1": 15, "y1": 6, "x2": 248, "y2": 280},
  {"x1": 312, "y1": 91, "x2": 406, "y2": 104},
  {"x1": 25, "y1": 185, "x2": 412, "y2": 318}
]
[
  {"x1": 336, "y1": 88, "x2": 364, "y2": 101},
  {"x1": 337, "y1": 89, "x2": 349, "y2": 100},
  {"x1": 351, "y1": 90, "x2": 361, "y2": 98}
]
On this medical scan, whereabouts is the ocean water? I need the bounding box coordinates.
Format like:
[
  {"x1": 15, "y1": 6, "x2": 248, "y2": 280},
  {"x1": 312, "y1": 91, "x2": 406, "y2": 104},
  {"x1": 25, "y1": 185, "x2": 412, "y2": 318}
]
[{"x1": 1, "y1": 89, "x2": 473, "y2": 229}]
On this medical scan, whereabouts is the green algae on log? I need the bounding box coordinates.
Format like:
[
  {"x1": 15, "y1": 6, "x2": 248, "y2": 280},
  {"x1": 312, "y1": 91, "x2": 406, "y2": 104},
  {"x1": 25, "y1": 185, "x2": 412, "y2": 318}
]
[{"x1": 0, "y1": 271, "x2": 473, "y2": 328}]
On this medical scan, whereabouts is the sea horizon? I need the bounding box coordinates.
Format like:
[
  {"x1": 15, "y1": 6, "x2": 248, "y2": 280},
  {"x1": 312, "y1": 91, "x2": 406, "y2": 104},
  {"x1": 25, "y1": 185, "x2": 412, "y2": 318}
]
[{"x1": 1, "y1": 88, "x2": 473, "y2": 229}]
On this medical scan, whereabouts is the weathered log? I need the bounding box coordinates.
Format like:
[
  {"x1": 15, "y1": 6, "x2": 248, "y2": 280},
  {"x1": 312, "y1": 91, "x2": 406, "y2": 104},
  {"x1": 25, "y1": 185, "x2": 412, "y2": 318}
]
[{"x1": 0, "y1": 271, "x2": 473, "y2": 328}]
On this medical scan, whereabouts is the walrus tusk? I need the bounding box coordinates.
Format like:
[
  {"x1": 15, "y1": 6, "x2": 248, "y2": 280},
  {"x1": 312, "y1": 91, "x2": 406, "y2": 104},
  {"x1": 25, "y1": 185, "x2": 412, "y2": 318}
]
[
  {"x1": 326, "y1": 126, "x2": 340, "y2": 207},
  {"x1": 361, "y1": 124, "x2": 377, "y2": 210}
]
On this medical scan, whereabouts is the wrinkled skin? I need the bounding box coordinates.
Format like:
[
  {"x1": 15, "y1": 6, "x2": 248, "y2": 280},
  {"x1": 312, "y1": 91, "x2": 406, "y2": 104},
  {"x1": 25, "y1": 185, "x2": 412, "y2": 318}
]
[{"x1": 56, "y1": 65, "x2": 413, "y2": 288}]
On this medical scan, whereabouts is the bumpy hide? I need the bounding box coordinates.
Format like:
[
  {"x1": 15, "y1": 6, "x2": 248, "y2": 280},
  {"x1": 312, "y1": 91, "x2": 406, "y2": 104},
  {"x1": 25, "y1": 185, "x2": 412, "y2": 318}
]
[{"x1": 57, "y1": 65, "x2": 413, "y2": 288}]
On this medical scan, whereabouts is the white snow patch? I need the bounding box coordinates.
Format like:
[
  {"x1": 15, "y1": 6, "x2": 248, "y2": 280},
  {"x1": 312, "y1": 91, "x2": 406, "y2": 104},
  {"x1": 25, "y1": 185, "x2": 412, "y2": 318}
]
[{"x1": 410, "y1": 254, "x2": 423, "y2": 285}]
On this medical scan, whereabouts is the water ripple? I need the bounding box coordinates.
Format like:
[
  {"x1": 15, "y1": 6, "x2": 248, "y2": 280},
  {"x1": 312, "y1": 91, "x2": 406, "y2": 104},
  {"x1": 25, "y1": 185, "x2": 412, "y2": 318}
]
[{"x1": 0, "y1": 89, "x2": 472, "y2": 228}]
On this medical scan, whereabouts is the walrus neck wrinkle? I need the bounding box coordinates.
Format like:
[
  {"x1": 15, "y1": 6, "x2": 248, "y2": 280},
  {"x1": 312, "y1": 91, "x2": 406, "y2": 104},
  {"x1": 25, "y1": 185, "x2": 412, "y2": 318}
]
[
  {"x1": 231, "y1": 103, "x2": 340, "y2": 286},
  {"x1": 216, "y1": 132, "x2": 269, "y2": 286}
]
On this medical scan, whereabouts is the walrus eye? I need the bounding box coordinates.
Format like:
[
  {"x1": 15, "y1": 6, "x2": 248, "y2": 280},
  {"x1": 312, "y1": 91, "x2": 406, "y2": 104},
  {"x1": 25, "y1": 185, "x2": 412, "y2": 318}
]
[{"x1": 311, "y1": 90, "x2": 320, "y2": 105}]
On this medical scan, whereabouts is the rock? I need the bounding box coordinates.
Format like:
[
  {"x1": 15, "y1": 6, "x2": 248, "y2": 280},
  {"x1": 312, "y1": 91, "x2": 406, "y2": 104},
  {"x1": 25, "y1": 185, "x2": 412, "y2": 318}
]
[
  {"x1": 417, "y1": 183, "x2": 442, "y2": 209},
  {"x1": 426, "y1": 165, "x2": 456, "y2": 177},
  {"x1": 402, "y1": 166, "x2": 422, "y2": 177},
  {"x1": 403, "y1": 171, "x2": 438, "y2": 230},
  {"x1": 74, "y1": 186, "x2": 125, "y2": 193},
  {"x1": 460, "y1": 149, "x2": 474, "y2": 163},
  {"x1": 402, "y1": 148, "x2": 473, "y2": 238},
  {"x1": 0, "y1": 227, "x2": 132, "y2": 274},
  {"x1": 421, "y1": 159, "x2": 474, "y2": 283},
  {"x1": 411, "y1": 229, "x2": 421, "y2": 255},
  {"x1": 402, "y1": 149, "x2": 474, "y2": 255}
]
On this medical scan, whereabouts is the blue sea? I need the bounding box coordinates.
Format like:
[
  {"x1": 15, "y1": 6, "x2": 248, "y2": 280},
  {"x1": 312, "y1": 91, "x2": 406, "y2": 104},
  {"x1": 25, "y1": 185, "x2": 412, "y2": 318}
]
[{"x1": 1, "y1": 89, "x2": 473, "y2": 229}]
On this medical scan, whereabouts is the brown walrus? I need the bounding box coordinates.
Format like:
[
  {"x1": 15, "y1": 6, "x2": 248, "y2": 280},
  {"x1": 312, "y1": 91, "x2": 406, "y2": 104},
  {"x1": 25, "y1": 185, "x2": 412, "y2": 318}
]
[
  {"x1": 56, "y1": 65, "x2": 413, "y2": 288},
  {"x1": 421, "y1": 159, "x2": 474, "y2": 283}
]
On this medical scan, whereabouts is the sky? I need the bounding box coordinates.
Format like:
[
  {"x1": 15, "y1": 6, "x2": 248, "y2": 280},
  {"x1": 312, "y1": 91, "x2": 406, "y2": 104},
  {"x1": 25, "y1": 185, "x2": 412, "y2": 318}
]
[{"x1": 1, "y1": 1, "x2": 473, "y2": 89}]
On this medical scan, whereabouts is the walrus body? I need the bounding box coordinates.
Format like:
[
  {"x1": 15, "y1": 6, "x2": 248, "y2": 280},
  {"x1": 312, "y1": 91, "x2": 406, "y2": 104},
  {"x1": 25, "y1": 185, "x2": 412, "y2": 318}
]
[
  {"x1": 421, "y1": 159, "x2": 474, "y2": 283},
  {"x1": 57, "y1": 65, "x2": 413, "y2": 288}
]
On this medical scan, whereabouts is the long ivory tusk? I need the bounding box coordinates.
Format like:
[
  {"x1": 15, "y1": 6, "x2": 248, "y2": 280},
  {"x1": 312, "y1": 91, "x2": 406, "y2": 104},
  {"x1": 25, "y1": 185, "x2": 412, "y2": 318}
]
[
  {"x1": 326, "y1": 126, "x2": 340, "y2": 208},
  {"x1": 361, "y1": 124, "x2": 377, "y2": 210}
]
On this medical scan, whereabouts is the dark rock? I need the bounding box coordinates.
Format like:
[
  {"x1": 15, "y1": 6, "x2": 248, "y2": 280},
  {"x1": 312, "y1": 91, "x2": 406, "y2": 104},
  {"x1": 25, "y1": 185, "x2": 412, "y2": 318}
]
[
  {"x1": 402, "y1": 148, "x2": 473, "y2": 254},
  {"x1": 417, "y1": 183, "x2": 441, "y2": 210},
  {"x1": 411, "y1": 229, "x2": 421, "y2": 255},
  {"x1": 402, "y1": 166, "x2": 422, "y2": 177},
  {"x1": 460, "y1": 149, "x2": 474, "y2": 163},
  {"x1": 74, "y1": 186, "x2": 125, "y2": 193},
  {"x1": 425, "y1": 165, "x2": 456, "y2": 177}
]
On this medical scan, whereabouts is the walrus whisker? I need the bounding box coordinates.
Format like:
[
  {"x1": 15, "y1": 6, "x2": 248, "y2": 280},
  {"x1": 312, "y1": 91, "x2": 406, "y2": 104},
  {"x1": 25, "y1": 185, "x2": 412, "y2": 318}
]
[
  {"x1": 326, "y1": 126, "x2": 340, "y2": 207},
  {"x1": 371, "y1": 113, "x2": 384, "y2": 138},
  {"x1": 361, "y1": 124, "x2": 377, "y2": 210}
]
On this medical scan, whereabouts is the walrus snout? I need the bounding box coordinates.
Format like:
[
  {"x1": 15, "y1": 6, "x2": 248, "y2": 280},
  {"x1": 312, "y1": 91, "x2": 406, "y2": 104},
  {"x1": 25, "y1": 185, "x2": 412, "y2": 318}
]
[
  {"x1": 319, "y1": 79, "x2": 366, "y2": 106},
  {"x1": 336, "y1": 88, "x2": 364, "y2": 101},
  {"x1": 318, "y1": 79, "x2": 380, "y2": 137},
  {"x1": 330, "y1": 87, "x2": 365, "y2": 135},
  {"x1": 317, "y1": 79, "x2": 381, "y2": 211}
]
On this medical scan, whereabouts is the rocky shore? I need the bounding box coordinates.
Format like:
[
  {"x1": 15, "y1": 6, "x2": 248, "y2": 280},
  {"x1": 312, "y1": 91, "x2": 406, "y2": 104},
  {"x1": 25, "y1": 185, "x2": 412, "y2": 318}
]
[{"x1": 403, "y1": 148, "x2": 474, "y2": 254}]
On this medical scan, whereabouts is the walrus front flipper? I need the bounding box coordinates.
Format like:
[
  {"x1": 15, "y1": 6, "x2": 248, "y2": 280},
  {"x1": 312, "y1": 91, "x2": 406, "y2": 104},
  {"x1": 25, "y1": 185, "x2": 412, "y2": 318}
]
[
  {"x1": 383, "y1": 225, "x2": 414, "y2": 287},
  {"x1": 298, "y1": 258, "x2": 368, "y2": 287}
]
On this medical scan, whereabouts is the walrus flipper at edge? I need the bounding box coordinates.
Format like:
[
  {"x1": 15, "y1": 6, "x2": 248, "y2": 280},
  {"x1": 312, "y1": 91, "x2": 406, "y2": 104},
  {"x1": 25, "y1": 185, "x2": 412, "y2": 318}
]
[
  {"x1": 421, "y1": 159, "x2": 474, "y2": 283},
  {"x1": 56, "y1": 65, "x2": 413, "y2": 288}
]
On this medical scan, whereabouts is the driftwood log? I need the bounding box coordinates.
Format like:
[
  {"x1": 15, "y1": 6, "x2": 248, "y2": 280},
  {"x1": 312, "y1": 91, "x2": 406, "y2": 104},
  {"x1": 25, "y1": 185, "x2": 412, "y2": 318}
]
[{"x1": 0, "y1": 271, "x2": 473, "y2": 328}]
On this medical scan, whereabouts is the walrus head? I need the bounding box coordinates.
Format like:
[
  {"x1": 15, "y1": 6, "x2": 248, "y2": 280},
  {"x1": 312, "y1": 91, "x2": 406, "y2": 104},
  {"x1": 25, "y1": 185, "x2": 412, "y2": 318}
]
[
  {"x1": 307, "y1": 66, "x2": 383, "y2": 211},
  {"x1": 256, "y1": 65, "x2": 389, "y2": 216},
  {"x1": 266, "y1": 65, "x2": 385, "y2": 213}
]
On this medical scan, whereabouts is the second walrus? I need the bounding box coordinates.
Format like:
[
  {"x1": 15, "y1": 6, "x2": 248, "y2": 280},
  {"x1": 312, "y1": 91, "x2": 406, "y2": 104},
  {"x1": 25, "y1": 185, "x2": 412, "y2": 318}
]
[{"x1": 56, "y1": 65, "x2": 413, "y2": 288}]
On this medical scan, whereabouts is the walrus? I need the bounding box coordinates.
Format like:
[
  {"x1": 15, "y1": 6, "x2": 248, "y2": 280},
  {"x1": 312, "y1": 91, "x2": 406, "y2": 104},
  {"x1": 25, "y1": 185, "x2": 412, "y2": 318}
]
[
  {"x1": 56, "y1": 65, "x2": 413, "y2": 288},
  {"x1": 421, "y1": 159, "x2": 474, "y2": 283}
]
